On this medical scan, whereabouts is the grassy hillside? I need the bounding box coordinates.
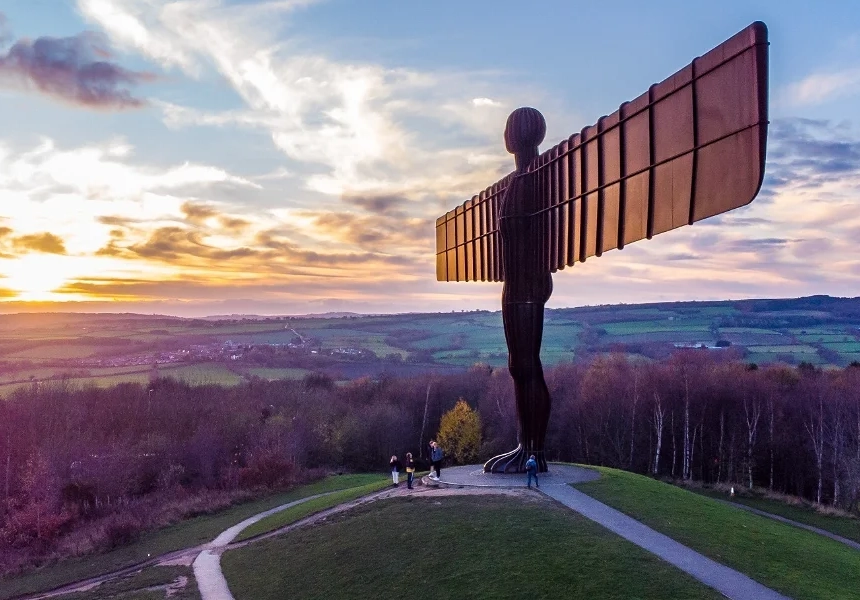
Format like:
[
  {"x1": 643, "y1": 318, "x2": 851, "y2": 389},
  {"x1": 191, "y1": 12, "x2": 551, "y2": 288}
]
[
  {"x1": 575, "y1": 467, "x2": 860, "y2": 600},
  {"x1": 222, "y1": 495, "x2": 725, "y2": 600},
  {"x1": 0, "y1": 474, "x2": 384, "y2": 600}
]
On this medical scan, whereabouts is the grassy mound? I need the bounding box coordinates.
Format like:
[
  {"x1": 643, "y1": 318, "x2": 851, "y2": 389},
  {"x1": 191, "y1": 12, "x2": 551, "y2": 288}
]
[
  {"x1": 222, "y1": 495, "x2": 724, "y2": 600},
  {"x1": 575, "y1": 467, "x2": 859, "y2": 600}
]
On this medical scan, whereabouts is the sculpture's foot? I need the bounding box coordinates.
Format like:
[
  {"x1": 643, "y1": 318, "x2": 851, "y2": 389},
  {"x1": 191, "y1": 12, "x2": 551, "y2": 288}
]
[{"x1": 484, "y1": 446, "x2": 548, "y2": 473}]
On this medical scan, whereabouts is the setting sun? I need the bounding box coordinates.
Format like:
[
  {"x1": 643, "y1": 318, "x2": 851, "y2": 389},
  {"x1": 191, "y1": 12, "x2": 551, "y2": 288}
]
[{"x1": 2, "y1": 254, "x2": 74, "y2": 301}]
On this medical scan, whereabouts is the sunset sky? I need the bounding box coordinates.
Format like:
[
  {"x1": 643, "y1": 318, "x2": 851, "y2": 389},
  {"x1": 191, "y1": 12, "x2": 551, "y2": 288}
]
[{"x1": 1, "y1": 0, "x2": 859, "y2": 316}]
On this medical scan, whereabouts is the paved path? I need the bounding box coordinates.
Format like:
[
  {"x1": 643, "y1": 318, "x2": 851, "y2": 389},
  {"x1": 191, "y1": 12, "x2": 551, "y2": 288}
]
[
  {"x1": 436, "y1": 465, "x2": 790, "y2": 600},
  {"x1": 192, "y1": 492, "x2": 333, "y2": 600}
]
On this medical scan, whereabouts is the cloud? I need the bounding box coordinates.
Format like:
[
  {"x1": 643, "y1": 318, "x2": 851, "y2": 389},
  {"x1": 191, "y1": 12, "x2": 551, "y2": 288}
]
[
  {"x1": 0, "y1": 25, "x2": 156, "y2": 109},
  {"x1": 783, "y1": 68, "x2": 860, "y2": 106},
  {"x1": 342, "y1": 193, "x2": 407, "y2": 216},
  {"x1": 11, "y1": 232, "x2": 67, "y2": 254},
  {"x1": 79, "y1": 0, "x2": 521, "y2": 203},
  {"x1": 181, "y1": 201, "x2": 219, "y2": 224}
]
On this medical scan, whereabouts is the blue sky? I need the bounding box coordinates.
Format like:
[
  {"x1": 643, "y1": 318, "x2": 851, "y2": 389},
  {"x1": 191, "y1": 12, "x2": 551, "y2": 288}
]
[{"x1": 0, "y1": 0, "x2": 858, "y2": 316}]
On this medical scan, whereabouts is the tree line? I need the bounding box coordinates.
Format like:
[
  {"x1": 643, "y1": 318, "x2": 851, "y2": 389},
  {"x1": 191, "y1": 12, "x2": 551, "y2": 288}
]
[{"x1": 1, "y1": 351, "x2": 859, "y2": 574}]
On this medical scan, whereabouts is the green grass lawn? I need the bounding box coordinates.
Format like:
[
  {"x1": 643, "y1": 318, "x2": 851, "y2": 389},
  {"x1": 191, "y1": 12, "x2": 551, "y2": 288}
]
[
  {"x1": 0, "y1": 474, "x2": 385, "y2": 600},
  {"x1": 236, "y1": 479, "x2": 393, "y2": 541},
  {"x1": 575, "y1": 467, "x2": 860, "y2": 600},
  {"x1": 222, "y1": 495, "x2": 724, "y2": 600},
  {"x1": 685, "y1": 486, "x2": 860, "y2": 544}
]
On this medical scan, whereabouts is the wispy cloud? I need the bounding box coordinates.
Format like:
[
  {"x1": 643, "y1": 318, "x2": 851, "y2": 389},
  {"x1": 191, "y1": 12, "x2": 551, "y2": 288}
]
[
  {"x1": 11, "y1": 232, "x2": 67, "y2": 254},
  {"x1": 782, "y1": 68, "x2": 860, "y2": 107},
  {"x1": 79, "y1": 0, "x2": 522, "y2": 206},
  {"x1": 0, "y1": 16, "x2": 155, "y2": 109}
]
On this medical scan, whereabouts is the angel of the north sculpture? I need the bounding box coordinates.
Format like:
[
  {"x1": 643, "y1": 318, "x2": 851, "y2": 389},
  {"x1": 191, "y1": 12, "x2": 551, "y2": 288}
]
[{"x1": 435, "y1": 22, "x2": 769, "y2": 473}]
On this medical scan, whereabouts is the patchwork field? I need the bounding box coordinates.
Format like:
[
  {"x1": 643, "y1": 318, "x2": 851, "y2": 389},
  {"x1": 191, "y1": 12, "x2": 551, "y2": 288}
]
[{"x1": 2, "y1": 296, "x2": 860, "y2": 393}]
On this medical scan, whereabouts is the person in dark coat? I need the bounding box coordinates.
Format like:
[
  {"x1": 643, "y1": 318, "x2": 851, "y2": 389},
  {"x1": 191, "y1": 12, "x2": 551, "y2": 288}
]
[
  {"x1": 405, "y1": 452, "x2": 416, "y2": 489},
  {"x1": 430, "y1": 441, "x2": 444, "y2": 480}
]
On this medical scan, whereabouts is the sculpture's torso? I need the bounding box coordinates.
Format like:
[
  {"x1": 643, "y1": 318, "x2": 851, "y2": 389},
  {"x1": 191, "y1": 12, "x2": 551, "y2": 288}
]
[{"x1": 498, "y1": 171, "x2": 553, "y2": 304}]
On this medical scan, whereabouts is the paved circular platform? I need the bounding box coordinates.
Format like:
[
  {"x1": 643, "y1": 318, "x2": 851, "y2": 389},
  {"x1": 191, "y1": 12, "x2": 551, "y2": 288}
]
[{"x1": 432, "y1": 463, "x2": 600, "y2": 488}]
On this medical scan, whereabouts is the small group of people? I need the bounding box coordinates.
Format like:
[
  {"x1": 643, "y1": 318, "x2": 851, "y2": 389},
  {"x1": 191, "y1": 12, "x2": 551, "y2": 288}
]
[
  {"x1": 389, "y1": 440, "x2": 445, "y2": 489},
  {"x1": 389, "y1": 445, "x2": 540, "y2": 489},
  {"x1": 388, "y1": 453, "x2": 416, "y2": 489}
]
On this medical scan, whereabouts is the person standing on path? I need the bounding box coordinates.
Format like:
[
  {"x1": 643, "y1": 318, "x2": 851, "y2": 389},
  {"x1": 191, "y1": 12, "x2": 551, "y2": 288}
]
[
  {"x1": 525, "y1": 454, "x2": 539, "y2": 488},
  {"x1": 390, "y1": 455, "x2": 401, "y2": 486},
  {"x1": 430, "y1": 441, "x2": 444, "y2": 480},
  {"x1": 405, "y1": 452, "x2": 416, "y2": 489}
]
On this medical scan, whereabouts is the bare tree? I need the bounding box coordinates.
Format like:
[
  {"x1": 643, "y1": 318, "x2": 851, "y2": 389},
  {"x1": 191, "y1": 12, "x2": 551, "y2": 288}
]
[
  {"x1": 418, "y1": 379, "x2": 433, "y2": 459},
  {"x1": 804, "y1": 383, "x2": 826, "y2": 505},
  {"x1": 683, "y1": 371, "x2": 692, "y2": 480},
  {"x1": 652, "y1": 392, "x2": 665, "y2": 475},
  {"x1": 717, "y1": 408, "x2": 725, "y2": 484},
  {"x1": 629, "y1": 366, "x2": 641, "y2": 469},
  {"x1": 744, "y1": 391, "x2": 762, "y2": 489}
]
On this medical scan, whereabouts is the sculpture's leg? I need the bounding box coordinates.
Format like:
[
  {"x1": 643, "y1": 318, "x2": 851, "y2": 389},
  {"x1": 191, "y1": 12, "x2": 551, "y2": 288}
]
[{"x1": 484, "y1": 299, "x2": 551, "y2": 473}]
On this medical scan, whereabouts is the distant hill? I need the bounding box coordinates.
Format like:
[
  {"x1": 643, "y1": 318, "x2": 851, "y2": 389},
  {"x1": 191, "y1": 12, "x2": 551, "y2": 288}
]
[{"x1": 199, "y1": 312, "x2": 369, "y2": 320}]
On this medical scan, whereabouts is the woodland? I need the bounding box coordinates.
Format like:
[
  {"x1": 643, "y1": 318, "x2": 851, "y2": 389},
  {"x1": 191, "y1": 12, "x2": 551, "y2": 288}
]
[{"x1": 1, "y1": 350, "x2": 859, "y2": 575}]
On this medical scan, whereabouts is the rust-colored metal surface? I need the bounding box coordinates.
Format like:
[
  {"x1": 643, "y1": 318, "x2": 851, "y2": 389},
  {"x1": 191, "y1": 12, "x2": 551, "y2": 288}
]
[{"x1": 435, "y1": 21, "x2": 769, "y2": 282}]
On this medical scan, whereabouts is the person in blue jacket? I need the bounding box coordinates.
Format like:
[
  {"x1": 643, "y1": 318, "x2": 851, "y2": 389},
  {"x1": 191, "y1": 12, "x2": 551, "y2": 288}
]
[
  {"x1": 429, "y1": 441, "x2": 444, "y2": 480},
  {"x1": 525, "y1": 454, "x2": 539, "y2": 489}
]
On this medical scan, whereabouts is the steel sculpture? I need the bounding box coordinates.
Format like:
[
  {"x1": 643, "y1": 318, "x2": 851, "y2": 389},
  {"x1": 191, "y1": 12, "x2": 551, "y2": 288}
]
[{"x1": 434, "y1": 22, "x2": 770, "y2": 473}]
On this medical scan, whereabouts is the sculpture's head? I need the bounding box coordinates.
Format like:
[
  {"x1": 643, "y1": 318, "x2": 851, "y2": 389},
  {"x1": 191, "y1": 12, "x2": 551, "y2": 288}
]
[{"x1": 504, "y1": 107, "x2": 546, "y2": 155}]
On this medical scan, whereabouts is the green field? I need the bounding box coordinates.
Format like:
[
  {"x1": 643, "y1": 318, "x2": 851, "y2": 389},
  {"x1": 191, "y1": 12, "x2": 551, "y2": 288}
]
[
  {"x1": 746, "y1": 345, "x2": 819, "y2": 354},
  {"x1": 575, "y1": 468, "x2": 860, "y2": 600},
  {"x1": 602, "y1": 321, "x2": 711, "y2": 335},
  {"x1": 246, "y1": 367, "x2": 312, "y2": 380},
  {"x1": 222, "y1": 495, "x2": 724, "y2": 600},
  {"x1": 797, "y1": 334, "x2": 857, "y2": 343},
  {"x1": 820, "y1": 342, "x2": 860, "y2": 352},
  {"x1": 6, "y1": 344, "x2": 100, "y2": 359},
  {"x1": 3, "y1": 300, "x2": 860, "y2": 387}
]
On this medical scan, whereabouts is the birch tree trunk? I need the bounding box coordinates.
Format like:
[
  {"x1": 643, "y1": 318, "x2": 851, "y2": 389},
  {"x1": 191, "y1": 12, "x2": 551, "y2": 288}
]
[
  {"x1": 830, "y1": 398, "x2": 843, "y2": 507},
  {"x1": 629, "y1": 369, "x2": 640, "y2": 469},
  {"x1": 419, "y1": 380, "x2": 432, "y2": 459},
  {"x1": 767, "y1": 394, "x2": 775, "y2": 491},
  {"x1": 671, "y1": 411, "x2": 677, "y2": 479},
  {"x1": 804, "y1": 391, "x2": 825, "y2": 505},
  {"x1": 717, "y1": 409, "x2": 725, "y2": 484},
  {"x1": 744, "y1": 395, "x2": 762, "y2": 489},
  {"x1": 683, "y1": 373, "x2": 691, "y2": 481},
  {"x1": 653, "y1": 393, "x2": 664, "y2": 476}
]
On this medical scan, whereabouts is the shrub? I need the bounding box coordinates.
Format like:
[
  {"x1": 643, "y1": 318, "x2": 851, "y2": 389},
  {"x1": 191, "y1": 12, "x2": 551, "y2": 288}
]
[{"x1": 437, "y1": 399, "x2": 482, "y2": 465}]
